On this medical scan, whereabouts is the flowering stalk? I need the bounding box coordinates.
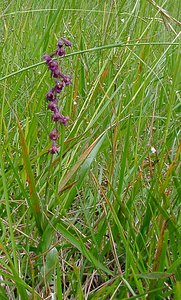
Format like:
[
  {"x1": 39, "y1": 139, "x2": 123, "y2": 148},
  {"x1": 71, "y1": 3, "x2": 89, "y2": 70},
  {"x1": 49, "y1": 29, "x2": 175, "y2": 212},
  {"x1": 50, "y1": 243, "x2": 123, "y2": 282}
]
[{"x1": 42, "y1": 38, "x2": 72, "y2": 154}]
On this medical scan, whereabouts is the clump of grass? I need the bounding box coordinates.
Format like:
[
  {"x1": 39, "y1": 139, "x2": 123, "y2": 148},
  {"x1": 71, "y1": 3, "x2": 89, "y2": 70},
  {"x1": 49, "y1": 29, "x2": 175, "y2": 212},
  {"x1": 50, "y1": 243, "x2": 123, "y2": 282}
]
[{"x1": 0, "y1": 0, "x2": 180, "y2": 299}]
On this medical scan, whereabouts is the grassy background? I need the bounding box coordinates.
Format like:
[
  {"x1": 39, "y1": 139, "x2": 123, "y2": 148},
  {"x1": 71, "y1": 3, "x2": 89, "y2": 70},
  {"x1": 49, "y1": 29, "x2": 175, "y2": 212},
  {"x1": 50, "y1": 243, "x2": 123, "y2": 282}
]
[{"x1": 0, "y1": 0, "x2": 181, "y2": 299}]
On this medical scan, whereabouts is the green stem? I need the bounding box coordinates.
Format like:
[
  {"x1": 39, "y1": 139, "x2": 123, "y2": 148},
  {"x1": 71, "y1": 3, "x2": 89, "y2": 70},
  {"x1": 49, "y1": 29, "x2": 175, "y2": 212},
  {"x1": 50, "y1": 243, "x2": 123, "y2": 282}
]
[{"x1": 0, "y1": 42, "x2": 179, "y2": 82}]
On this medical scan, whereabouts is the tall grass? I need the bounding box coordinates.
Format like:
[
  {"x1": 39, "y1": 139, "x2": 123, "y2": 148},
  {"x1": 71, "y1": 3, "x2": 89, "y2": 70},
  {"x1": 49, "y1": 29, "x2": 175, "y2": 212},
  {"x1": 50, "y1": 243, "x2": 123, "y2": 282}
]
[{"x1": 0, "y1": 0, "x2": 180, "y2": 299}]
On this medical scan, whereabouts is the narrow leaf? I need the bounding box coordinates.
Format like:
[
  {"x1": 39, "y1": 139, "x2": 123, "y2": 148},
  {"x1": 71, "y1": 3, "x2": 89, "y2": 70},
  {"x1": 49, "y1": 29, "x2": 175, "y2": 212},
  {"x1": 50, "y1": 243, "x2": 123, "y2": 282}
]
[
  {"x1": 137, "y1": 272, "x2": 172, "y2": 280},
  {"x1": 17, "y1": 119, "x2": 43, "y2": 234},
  {"x1": 56, "y1": 222, "x2": 113, "y2": 276}
]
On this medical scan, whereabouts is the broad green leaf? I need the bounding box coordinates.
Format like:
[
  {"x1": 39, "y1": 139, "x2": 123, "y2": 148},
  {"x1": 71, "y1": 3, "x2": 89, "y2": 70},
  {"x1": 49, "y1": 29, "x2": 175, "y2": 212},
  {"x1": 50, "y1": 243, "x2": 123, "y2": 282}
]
[
  {"x1": 41, "y1": 247, "x2": 58, "y2": 285},
  {"x1": 174, "y1": 281, "x2": 181, "y2": 300}
]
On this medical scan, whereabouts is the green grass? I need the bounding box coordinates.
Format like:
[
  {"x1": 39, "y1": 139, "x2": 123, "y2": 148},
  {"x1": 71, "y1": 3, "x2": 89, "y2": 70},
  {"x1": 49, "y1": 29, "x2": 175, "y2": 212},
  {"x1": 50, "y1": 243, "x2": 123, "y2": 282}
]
[{"x1": 0, "y1": 0, "x2": 181, "y2": 299}]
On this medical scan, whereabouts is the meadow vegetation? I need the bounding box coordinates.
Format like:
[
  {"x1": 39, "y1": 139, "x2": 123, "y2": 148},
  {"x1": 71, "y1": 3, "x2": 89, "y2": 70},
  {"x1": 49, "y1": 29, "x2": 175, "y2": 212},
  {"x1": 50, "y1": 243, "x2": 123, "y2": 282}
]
[{"x1": 0, "y1": 0, "x2": 181, "y2": 299}]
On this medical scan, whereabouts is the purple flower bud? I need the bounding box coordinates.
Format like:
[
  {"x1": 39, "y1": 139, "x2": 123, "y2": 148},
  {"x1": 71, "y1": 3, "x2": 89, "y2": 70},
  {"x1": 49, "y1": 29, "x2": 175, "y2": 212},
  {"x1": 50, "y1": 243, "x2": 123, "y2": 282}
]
[
  {"x1": 49, "y1": 129, "x2": 58, "y2": 141},
  {"x1": 54, "y1": 80, "x2": 64, "y2": 93},
  {"x1": 59, "y1": 115, "x2": 69, "y2": 126},
  {"x1": 49, "y1": 142, "x2": 59, "y2": 154},
  {"x1": 48, "y1": 60, "x2": 59, "y2": 71},
  {"x1": 52, "y1": 111, "x2": 62, "y2": 122},
  {"x1": 57, "y1": 40, "x2": 64, "y2": 48},
  {"x1": 62, "y1": 75, "x2": 72, "y2": 85},
  {"x1": 43, "y1": 54, "x2": 52, "y2": 62},
  {"x1": 46, "y1": 91, "x2": 55, "y2": 101},
  {"x1": 56, "y1": 47, "x2": 66, "y2": 57},
  {"x1": 48, "y1": 101, "x2": 58, "y2": 112},
  {"x1": 52, "y1": 68, "x2": 61, "y2": 78},
  {"x1": 61, "y1": 37, "x2": 72, "y2": 47}
]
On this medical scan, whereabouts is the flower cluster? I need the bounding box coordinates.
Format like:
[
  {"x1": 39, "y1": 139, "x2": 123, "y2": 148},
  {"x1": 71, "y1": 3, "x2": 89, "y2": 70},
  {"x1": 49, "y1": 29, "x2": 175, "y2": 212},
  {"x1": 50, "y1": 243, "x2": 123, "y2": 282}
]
[{"x1": 43, "y1": 38, "x2": 72, "y2": 154}]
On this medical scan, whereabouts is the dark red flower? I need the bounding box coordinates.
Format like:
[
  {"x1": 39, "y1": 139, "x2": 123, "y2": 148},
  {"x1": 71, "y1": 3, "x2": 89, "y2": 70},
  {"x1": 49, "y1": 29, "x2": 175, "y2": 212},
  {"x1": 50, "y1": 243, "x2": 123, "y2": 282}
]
[
  {"x1": 42, "y1": 54, "x2": 52, "y2": 62},
  {"x1": 54, "y1": 80, "x2": 64, "y2": 93},
  {"x1": 52, "y1": 67, "x2": 61, "y2": 78},
  {"x1": 57, "y1": 40, "x2": 64, "y2": 48},
  {"x1": 48, "y1": 60, "x2": 59, "y2": 71},
  {"x1": 52, "y1": 111, "x2": 62, "y2": 122},
  {"x1": 56, "y1": 47, "x2": 66, "y2": 57},
  {"x1": 61, "y1": 74, "x2": 72, "y2": 85},
  {"x1": 46, "y1": 90, "x2": 55, "y2": 101},
  {"x1": 61, "y1": 37, "x2": 72, "y2": 47},
  {"x1": 49, "y1": 142, "x2": 59, "y2": 154},
  {"x1": 60, "y1": 115, "x2": 69, "y2": 126},
  {"x1": 48, "y1": 101, "x2": 58, "y2": 112},
  {"x1": 49, "y1": 129, "x2": 58, "y2": 141}
]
